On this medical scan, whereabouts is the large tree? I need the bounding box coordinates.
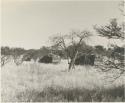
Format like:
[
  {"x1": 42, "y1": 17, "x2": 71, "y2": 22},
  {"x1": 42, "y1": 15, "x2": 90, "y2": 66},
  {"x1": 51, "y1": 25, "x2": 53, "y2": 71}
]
[
  {"x1": 94, "y1": 18, "x2": 125, "y2": 81},
  {"x1": 50, "y1": 30, "x2": 92, "y2": 71}
]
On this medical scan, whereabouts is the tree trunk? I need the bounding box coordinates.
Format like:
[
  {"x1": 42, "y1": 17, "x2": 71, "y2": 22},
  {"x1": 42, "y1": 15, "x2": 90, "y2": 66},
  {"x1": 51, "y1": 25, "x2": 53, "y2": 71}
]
[
  {"x1": 68, "y1": 37, "x2": 83, "y2": 71},
  {"x1": 68, "y1": 50, "x2": 78, "y2": 71}
]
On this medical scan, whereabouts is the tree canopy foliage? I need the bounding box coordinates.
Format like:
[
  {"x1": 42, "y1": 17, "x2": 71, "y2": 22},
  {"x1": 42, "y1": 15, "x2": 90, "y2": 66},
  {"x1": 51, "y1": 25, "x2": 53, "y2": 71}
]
[
  {"x1": 94, "y1": 18, "x2": 124, "y2": 39},
  {"x1": 94, "y1": 18, "x2": 125, "y2": 81}
]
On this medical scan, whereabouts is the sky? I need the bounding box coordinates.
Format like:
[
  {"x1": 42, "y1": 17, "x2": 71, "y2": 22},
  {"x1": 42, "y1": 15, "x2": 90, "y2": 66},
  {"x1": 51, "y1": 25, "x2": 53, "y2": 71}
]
[{"x1": 1, "y1": 0, "x2": 124, "y2": 49}]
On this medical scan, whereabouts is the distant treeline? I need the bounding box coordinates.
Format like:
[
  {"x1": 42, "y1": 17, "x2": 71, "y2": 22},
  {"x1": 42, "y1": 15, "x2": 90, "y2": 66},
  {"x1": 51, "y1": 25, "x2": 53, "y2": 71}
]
[{"x1": 1, "y1": 43, "x2": 124, "y2": 61}]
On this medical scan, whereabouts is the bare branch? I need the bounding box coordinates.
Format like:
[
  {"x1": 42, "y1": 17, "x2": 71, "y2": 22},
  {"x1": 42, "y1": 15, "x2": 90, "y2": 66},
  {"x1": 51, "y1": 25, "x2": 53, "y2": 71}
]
[
  {"x1": 49, "y1": 30, "x2": 92, "y2": 70},
  {"x1": 1, "y1": 55, "x2": 10, "y2": 67}
]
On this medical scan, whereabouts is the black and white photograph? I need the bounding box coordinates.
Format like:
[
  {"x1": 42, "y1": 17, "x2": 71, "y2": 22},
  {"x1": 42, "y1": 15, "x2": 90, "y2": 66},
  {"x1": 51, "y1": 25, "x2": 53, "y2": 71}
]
[{"x1": 1, "y1": 0, "x2": 125, "y2": 102}]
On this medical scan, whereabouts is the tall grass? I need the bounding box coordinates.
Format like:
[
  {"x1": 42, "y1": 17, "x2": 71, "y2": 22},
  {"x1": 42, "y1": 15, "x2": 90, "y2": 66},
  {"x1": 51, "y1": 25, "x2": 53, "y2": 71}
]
[
  {"x1": 16, "y1": 85, "x2": 124, "y2": 102},
  {"x1": 1, "y1": 60, "x2": 125, "y2": 102}
]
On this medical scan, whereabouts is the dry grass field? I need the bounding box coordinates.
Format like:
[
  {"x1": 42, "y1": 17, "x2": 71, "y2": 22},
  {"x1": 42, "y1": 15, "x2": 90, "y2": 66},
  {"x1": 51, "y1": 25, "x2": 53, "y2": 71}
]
[{"x1": 1, "y1": 60, "x2": 125, "y2": 102}]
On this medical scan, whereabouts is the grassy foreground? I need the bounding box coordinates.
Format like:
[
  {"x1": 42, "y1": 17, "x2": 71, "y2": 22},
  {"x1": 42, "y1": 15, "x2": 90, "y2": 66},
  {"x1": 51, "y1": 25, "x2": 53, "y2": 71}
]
[{"x1": 1, "y1": 60, "x2": 125, "y2": 102}]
